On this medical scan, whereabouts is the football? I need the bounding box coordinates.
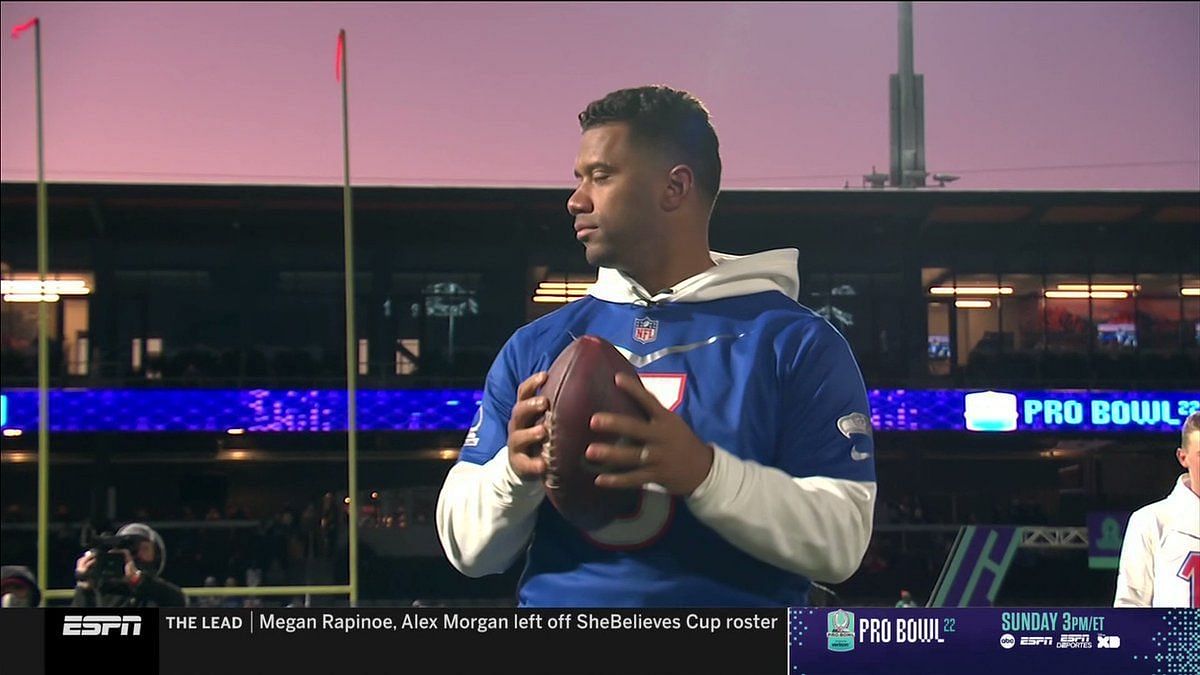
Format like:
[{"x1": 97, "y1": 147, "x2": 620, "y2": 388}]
[{"x1": 540, "y1": 335, "x2": 646, "y2": 530}]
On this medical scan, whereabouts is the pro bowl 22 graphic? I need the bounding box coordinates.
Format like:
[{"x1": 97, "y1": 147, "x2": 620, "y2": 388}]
[
  {"x1": 791, "y1": 608, "x2": 1200, "y2": 675},
  {"x1": 827, "y1": 610, "x2": 946, "y2": 649}
]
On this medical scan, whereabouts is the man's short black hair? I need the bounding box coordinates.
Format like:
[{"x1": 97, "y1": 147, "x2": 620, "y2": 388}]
[{"x1": 579, "y1": 85, "x2": 722, "y2": 203}]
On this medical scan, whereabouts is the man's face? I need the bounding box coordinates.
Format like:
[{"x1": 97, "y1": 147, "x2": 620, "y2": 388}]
[
  {"x1": 1178, "y1": 431, "x2": 1199, "y2": 487},
  {"x1": 1, "y1": 583, "x2": 32, "y2": 607},
  {"x1": 134, "y1": 540, "x2": 156, "y2": 566},
  {"x1": 567, "y1": 123, "x2": 665, "y2": 270}
]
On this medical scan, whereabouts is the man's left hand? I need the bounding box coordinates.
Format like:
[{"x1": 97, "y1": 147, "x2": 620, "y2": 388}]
[
  {"x1": 120, "y1": 549, "x2": 143, "y2": 587},
  {"x1": 586, "y1": 373, "x2": 714, "y2": 496}
]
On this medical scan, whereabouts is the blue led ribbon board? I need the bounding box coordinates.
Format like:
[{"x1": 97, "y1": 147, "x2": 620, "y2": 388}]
[{"x1": 0, "y1": 389, "x2": 1196, "y2": 433}]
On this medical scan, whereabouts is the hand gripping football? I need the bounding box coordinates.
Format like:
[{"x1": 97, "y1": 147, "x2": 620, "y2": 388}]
[{"x1": 540, "y1": 335, "x2": 646, "y2": 530}]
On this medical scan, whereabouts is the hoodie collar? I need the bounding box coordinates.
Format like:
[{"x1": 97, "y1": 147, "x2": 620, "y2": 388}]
[
  {"x1": 587, "y1": 249, "x2": 799, "y2": 306},
  {"x1": 1167, "y1": 474, "x2": 1199, "y2": 535},
  {"x1": 1169, "y1": 474, "x2": 1199, "y2": 505}
]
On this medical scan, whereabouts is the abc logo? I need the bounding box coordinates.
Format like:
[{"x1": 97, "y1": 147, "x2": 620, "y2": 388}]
[{"x1": 1000, "y1": 633, "x2": 1015, "y2": 649}]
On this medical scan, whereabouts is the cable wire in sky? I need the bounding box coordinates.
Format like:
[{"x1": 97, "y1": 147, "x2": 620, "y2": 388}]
[{"x1": 3, "y1": 159, "x2": 1197, "y2": 184}]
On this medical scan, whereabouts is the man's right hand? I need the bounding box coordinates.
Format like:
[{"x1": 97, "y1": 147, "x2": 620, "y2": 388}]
[
  {"x1": 507, "y1": 371, "x2": 549, "y2": 481},
  {"x1": 75, "y1": 550, "x2": 95, "y2": 589}
]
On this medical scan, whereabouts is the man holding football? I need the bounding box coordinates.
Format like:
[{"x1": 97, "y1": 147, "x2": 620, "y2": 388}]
[{"x1": 437, "y1": 85, "x2": 877, "y2": 606}]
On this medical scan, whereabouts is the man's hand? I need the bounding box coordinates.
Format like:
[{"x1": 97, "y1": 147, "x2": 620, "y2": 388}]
[
  {"x1": 120, "y1": 549, "x2": 143, "y2": 587},
  {"x1": 586, "y1": 373, "x2": 714, "y2": 496},
  {"x1": 74, "y1": 550, "x2": 96, "y2": 589},
  {"x1": 507, "y1": 371, "x2": 549, "y2": 481},
  {"x1": 75, "y1": 548, "x2": 144, "y2": 590}
]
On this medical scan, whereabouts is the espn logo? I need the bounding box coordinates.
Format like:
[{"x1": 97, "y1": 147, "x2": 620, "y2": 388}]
[{"x1": 62, "y1": 615, "x2": 142, "y2": 636}]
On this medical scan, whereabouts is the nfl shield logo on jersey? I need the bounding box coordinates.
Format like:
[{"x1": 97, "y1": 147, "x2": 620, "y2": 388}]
[{"x1": 633, "y1": 317, "x2": 658, "y2": 344}]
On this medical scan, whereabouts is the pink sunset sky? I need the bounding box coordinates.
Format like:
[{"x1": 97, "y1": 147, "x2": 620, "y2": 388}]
[{"x1": 1, "y1": 2, "x2": 1197, "y2": 191}]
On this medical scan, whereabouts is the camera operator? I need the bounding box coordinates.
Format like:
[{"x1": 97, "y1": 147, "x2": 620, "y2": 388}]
[
  {"x1": 1, "y1": 565, "x2": 42, "y2": 607},
  {"x1": 72, "y1": 523, "x2": 187, "y2": 607}
]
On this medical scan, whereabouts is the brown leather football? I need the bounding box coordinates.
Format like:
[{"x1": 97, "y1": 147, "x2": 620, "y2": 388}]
[{"x1": 540, "y1": 335, "x2": 646, "y2": 530}]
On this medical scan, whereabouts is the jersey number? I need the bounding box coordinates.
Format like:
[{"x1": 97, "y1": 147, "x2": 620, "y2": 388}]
[
  {"x1": 581, "y1": 374, "x2": 685, "y2": 550},
  {"x1": 1178, "y1": 551, "x2": 1200, "y2": 608}
]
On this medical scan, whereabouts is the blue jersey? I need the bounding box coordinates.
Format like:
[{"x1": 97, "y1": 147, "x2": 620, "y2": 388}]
[{"x1": 458, "y1": 285, "x2": 875, "y2": 607}]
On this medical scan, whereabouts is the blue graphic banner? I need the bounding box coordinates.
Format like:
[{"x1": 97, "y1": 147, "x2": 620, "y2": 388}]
[
  {"x1": 875, "y1": 389, "x2": 1199, "y2": 433},
  {"x1": 2, "y1": 606, "x2": 1197, "y2": 674},
  {"x1": 0, "y1": 388, "x2": 1196, "y2": 434},
  {"x1": 0, "y1": 389, "x2": 482, "y2": 433},
  {"x1": 790, "y1": 607, "x2": 1200, "y2": 675}
]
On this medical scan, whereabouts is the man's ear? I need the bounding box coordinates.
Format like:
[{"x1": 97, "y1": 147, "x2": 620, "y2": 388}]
[{"x1": 661, "y1": 164, "x2": 694, "y2": 212}]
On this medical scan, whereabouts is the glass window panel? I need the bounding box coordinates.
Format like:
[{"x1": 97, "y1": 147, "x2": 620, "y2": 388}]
[
  {"x1": 828, "y1": 273, "x2": 873, "y2": 362},
  {"x1": 873, "y1": 273, "x2": 905, "y2": 377},
  {"x1": 1044, "y1": 274, "x2": 1091, "y2": 353},
  {"x1": 1091, "y1": 273, "x2": 1137, "y2": 352},
  {"x1": 927, "y1": 301, "x2": 951, "y2": 376},
  {"x1": 1184, "y1": 273, "x2": 1200, "y2": 352},
  {"x1": 922, "y1": 267, "x2": 951, "y2": 292},
  {"x1": 1001, "y1": 274, "x2": 1043, "y2": 354},
  {"x1": 801, "y1": 272, "x2": 831, "y2": 320},
  {"x1": 1086, "y1": 273, "x2": 1136, "y2": 381},
  {"x1": 952, "y1": 273, "x2": 1000, "y2": 370},
  {"x1": 1136, "y1": 273, "x2": 1182, "y2": 353}
]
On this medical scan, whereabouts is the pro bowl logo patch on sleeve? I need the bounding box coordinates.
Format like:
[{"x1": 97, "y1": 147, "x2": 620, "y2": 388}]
[{"x1": 633, "y1": 316, "x2": 658, "y2": 344}]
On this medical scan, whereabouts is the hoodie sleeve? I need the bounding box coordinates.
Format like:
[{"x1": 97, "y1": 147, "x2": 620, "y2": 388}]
[
  {"x1": 1114, "y1": 506, "x2": 1156, "y2": 607},
  {"x1": 436, "y1": 335, "x2": 547, "y2": 577},
  {"x1": 686, "y1": 320, "x2": 877, "y2": 583}
]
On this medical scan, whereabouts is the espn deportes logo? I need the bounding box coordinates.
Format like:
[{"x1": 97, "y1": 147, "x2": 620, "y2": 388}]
[
  {"x1": 1056, "y1": 633, "x2": 1092, "y2": 649},
  {"x1": 62, "y1": 615, "x2": 142, "y2": 636}
]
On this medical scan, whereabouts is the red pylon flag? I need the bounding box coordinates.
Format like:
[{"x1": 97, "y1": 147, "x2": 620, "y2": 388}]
[
  {"x1": 336, "y1": 29, "x2": 345, "y2": 82},
  {"x1": 12, "y1": 17, "x2": 38, "y2": 39}
]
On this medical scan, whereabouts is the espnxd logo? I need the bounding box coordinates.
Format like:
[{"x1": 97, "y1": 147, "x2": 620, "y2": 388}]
[{"x1": 63, "y1": 614, "x2": 142, "y2": 636}]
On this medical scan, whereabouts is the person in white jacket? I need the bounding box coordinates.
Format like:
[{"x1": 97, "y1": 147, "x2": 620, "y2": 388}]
[
  {"x1": 1114, "y1": 411, "x2": 1200, "y2": 608},
  {"x1": 436, "y1": 85, "x2": 876, "y2": 607}
]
